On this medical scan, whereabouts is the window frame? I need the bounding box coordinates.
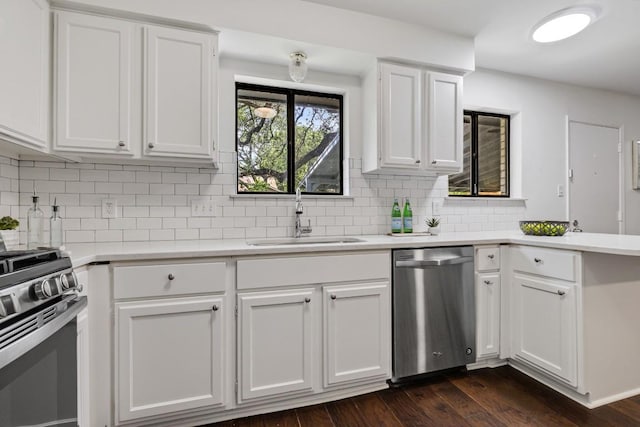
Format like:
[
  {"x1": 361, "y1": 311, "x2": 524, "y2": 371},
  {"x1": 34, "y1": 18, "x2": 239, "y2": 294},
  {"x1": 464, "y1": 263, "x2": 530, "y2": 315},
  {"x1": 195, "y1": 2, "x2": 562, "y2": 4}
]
[
  {"x1": 449, "y1": 110, "x2": 511, "y2": 198},
  {"x1": 235, "y1": 82, "x2": 344, "y2": 195}
]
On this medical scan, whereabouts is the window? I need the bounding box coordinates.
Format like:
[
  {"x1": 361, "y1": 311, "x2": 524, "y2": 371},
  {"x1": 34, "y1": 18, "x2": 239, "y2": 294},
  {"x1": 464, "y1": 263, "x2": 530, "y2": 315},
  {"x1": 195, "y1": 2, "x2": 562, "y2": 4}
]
[
  {"x1": 449, "y1": 111, "x2": 510, "y2": 197},
  {"x1": 236, "y1": 83, "x2": 343, "y2": 194}
]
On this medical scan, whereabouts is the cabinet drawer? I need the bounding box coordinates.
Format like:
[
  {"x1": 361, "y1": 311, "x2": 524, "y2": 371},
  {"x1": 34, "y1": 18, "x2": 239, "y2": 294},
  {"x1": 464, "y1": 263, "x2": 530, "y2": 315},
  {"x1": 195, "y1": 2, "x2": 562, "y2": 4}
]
[
  {"x1": 114, "y1": 261, "x2": 226, "y2": 299},
  {"x1": 510, "y1": 246, "x2": 577, "y2": 282},
  {"x1": 476, "y1": 246, "x2": 500, "y2": 271},
  {"x1": 237, "y1": 252, "x2": 390, "y2": 290}
]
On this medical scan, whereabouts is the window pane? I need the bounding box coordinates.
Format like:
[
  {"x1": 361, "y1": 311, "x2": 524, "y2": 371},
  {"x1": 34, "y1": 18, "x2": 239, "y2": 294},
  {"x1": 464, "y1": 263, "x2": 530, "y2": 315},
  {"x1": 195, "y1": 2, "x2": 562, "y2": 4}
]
[
  {"x1": 478, "y1": 115, "x2": 508, "y2": 196},
  {"x1": 293, "y1": 94, "x2": 341, "y2": 193},
  {"x1": 448, "y1": 114, "x2": 472, "y2": 195},
  {"x1": 236, "y1": 88, "x2": 288, "y2": 193}
]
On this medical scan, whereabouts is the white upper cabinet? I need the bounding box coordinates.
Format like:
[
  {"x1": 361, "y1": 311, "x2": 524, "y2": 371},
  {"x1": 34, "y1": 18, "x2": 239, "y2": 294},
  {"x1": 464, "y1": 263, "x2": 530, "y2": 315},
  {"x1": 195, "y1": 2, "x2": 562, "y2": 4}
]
[
  {"x1": 54, "y1": 12, "x2": 133, "y2": 155},
  {"x1": 144, "y1": 26, "x2": 214, "y2": 159},
  {"x1": 0, "y1": 0, "x2": 49, "y2": 151},
  {"x1": 363, "y1": 61, "x2": 463, "y2": 175},
  {"x1": 426, "y1": 71, "x2": 463, "y2": 171},
  {"x1": 52, "y1": 6, "x2": 218, "y2": 164},
  {"x1": 378, "y1": 63, "x2": 422, "y2": 169}
]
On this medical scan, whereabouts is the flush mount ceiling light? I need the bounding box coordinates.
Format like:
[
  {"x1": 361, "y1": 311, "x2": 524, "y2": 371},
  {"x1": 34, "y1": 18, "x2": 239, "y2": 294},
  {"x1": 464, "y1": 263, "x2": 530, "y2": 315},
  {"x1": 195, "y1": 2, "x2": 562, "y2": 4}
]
[
  {"x1": 289, "y1": 51, "x2": 308, "y2": 83},
  {"x1": 254, "y1": 106, "x2": 277, "y2": 119},
  {"x1": 532, "y1": 6, "x2": 599, "y2": 43}
]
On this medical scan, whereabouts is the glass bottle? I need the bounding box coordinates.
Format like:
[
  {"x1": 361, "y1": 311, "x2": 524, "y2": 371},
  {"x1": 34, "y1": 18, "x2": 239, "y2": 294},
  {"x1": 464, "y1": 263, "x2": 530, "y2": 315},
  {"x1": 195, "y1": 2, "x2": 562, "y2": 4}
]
[
  {"x1": 391, "y1": 198, "x2": 402, "y2": 233},
  {"x1": 27, "y1": 193, "x2": 44, "y2": 249},
  {"x1": 403, "y1": 198, "x2": 413, "y2": 233},
  {"x1": 50, "y1": 198, "x2": 63, "y2": 248}
]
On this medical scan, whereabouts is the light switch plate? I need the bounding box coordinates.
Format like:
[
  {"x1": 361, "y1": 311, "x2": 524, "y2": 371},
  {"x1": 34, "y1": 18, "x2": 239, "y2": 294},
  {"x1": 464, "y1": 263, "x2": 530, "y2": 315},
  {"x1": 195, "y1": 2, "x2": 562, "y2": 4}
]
[{"x1": 191, "y1": 197, "x2": 215, "y2": 217}]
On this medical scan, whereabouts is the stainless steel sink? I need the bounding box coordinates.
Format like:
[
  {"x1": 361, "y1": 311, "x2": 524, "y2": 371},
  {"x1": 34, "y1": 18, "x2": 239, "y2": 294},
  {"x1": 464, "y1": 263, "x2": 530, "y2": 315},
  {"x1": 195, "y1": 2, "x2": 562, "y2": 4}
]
[{"x1": 247, "y1": 236, "x2": 364, "y2": 246}]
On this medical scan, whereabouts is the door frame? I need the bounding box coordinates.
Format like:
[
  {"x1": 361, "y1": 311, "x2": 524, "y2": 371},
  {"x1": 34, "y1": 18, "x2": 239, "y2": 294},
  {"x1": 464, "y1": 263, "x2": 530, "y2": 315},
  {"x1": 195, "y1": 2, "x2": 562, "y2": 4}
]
[{"x1": 565, "y1": 117, "x2": 625, "y2": 234}]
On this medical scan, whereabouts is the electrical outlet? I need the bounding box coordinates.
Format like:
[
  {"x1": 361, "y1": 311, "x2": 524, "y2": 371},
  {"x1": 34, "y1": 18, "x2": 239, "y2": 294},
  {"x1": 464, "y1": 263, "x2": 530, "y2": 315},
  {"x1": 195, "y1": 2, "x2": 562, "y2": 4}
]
[
  {"x1": 557, "y1": 184, "x2": 565, "y2": 197},
  {"x1": 432, "y1": 200, "x2": 443, "y2": 216},
  {"x1": 102, "y1": 199, "x2": 117, "y2": 218},
  {"x1": 191, "y1": 198, "x2": 215, "y2": 217}
]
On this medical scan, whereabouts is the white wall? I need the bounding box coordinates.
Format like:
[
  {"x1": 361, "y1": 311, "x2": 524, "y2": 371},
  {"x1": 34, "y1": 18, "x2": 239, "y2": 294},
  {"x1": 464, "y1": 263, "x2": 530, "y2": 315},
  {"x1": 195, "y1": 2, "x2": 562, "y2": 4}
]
[{"x1": 464, "y1": 68, "x2": 640, "y2": 234}]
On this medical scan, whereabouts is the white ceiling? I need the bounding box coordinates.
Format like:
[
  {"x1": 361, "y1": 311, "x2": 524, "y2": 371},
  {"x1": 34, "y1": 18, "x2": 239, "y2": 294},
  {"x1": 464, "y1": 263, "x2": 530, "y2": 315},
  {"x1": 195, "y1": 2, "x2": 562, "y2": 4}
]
[{"x1": 301, "y1": 0, "x2": 640, "y2": 96}]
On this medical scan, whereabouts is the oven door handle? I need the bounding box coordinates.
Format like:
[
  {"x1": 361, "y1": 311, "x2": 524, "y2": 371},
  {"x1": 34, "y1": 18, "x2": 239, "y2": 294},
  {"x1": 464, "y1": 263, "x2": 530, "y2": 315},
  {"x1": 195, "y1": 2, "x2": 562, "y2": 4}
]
[
  {"x1": 0, "y1": 296, "x2": 87, "y2": 370},
  {"x1": 395, "y1": 256, "x2": 473, "y2": 268}
]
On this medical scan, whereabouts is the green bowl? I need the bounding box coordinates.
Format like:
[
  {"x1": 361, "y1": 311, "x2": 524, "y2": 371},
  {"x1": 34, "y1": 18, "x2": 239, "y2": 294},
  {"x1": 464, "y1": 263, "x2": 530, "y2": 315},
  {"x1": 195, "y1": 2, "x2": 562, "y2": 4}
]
[{"x1": 519, "y1": 220, "x2": 569, "y2": 236}]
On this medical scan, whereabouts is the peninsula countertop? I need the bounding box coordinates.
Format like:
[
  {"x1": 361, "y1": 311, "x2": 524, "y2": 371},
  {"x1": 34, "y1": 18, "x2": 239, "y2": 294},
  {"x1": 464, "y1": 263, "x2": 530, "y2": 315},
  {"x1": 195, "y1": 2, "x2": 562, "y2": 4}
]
[{"x1": 64, "y1": 231, "x2": 640, "y2": 267}]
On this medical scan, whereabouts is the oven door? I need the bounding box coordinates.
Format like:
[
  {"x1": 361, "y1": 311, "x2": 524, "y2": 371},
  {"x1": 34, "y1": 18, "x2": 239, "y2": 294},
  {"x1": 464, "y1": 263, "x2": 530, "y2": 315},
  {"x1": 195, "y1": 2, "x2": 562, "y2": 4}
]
[{"x1": 0, "y1": 295, "x2": 87, "y2": 427}]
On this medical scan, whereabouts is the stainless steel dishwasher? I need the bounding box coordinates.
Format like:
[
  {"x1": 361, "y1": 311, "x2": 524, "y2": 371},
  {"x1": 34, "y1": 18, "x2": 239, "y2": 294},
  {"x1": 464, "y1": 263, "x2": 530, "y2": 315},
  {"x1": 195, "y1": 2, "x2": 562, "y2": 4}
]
[{"x1": 391, "y1": 246, "x2": 475, "y2": 383}]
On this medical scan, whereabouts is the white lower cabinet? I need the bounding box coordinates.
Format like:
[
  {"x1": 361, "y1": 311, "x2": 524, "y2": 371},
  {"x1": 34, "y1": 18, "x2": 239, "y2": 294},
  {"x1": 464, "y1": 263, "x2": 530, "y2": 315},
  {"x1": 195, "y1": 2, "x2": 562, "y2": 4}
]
[
  {"x1": 323, "y1": 282, "x2": 390, "y2": 387},
  {"x1": 508, "y1": 245, "x2": 581, "y2": 388},
  {"x1": 115, "y1": 296, "x2": 225, "y2": 422},
  {"x1": 510, "y1": 273, "x2": 577, "y2": 385},
  {"x1": 237, "y1": 289, "x2": 314, "y2": 402},
  {"x1": 475, "y1": 272, "x2": 501, "y2": 358}
]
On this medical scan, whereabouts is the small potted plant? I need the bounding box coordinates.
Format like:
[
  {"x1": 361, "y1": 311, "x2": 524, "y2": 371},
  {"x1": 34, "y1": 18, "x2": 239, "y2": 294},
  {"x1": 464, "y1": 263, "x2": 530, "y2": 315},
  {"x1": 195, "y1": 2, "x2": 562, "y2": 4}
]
[
  {"x1": 0, "y1": 216, "x2": 19, "y2": 249},
  {"x1": 426, "y1": 217, "x2": 441, "y2": 235}
]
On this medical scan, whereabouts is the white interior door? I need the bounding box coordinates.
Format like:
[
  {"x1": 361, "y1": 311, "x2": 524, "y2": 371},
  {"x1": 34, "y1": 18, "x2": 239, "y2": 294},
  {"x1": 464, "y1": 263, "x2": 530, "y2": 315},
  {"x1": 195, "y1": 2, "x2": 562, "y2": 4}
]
[{"x1": 568, "y1": 121, "x2": 621, "y2": 233}]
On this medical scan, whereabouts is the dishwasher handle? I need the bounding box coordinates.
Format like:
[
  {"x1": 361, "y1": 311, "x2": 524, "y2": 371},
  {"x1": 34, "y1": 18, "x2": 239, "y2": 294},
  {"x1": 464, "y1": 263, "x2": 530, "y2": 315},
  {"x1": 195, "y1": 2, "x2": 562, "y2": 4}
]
[{"x1": 395, "y1": 256, "x2": 473, "y2": 268}]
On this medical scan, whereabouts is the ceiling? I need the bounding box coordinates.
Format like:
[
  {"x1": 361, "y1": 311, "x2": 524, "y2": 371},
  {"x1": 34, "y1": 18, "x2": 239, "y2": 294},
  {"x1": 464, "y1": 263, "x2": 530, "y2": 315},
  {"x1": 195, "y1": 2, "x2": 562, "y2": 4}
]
[{"x1": 300, "y1": 0, "x2": 640, "y2": 96}]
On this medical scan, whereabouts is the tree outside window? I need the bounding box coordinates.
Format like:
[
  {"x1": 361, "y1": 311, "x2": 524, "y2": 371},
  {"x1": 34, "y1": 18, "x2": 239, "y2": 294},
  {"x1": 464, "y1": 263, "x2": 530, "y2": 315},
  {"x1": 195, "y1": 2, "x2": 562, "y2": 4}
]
[
  {"x1": 236, "y1": 83, "x2": 343, "y2": 194},
  {"x1": 449, "y1": 111, "x2": 510, "y2": 197}
]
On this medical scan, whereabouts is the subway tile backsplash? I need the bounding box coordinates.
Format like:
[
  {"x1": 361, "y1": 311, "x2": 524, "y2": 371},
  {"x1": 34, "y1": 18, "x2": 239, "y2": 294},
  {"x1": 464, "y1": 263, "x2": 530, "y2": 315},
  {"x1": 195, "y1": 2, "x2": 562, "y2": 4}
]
[{"x1": 3, "y1": 153, "x2": 525, "y2": 244}]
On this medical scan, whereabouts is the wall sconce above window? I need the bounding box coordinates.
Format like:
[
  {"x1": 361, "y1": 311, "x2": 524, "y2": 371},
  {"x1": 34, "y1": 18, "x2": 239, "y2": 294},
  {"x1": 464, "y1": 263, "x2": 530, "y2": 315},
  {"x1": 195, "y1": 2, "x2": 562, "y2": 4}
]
[{"x1": 289, "y1": 52, "x2": 308, "y2": 83}]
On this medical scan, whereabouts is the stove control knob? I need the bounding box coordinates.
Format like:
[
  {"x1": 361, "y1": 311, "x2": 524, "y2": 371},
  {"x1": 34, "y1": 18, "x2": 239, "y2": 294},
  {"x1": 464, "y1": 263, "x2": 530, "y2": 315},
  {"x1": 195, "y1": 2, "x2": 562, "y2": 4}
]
[
  {"x1": 33, "y1": 278, "x2": 60, "y2": 300},
  {"x1": 59, "y1": 272, "x2": 79, "y2": 291},
  {"x1": 0, "y1": 294, "x2": 17, "y2": 318}
]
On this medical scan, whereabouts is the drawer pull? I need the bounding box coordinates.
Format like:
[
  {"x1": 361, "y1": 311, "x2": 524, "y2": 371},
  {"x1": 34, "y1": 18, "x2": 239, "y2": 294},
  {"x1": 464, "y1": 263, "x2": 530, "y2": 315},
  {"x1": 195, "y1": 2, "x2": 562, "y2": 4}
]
[
  {"x1": 168, "y1": 274, "x2": 175, "y2": 280},
  {"x1": 148, "y1": 142, "x2": 155, "y2": 149},
  {"x1": 557, "y1": 290, "x2": 566, "y2": 296},
  {"x1": 483, "y1": 280, "x2": 493, "y2": 285},
  {"x1": 330, "y1": 294, "x2": 337, "y2": 300},
  {"x1": 487, "y1": 254, "x2": 495, "y2": 259},
  {"x1": 304, "y1": 297, "x2": 311, "y2": 303},
  {"x1": 534, "y1": 258, "x2": 542, "y2": 263},
  {"x1": 118, "y1": 141, "x2": 126, "y2": 147},
  {"x1": 212, "y1": 305, "x2": 219, "y2": 311}
]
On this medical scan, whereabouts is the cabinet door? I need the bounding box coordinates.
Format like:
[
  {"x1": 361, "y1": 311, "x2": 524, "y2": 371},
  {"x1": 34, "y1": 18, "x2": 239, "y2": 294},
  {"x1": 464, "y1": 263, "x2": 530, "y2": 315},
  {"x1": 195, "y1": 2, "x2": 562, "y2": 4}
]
[
  {"x1": 511, "y1": 273, "x2": 577, "y2": 385},
  {"x1": 54, "y1": 11, "x2": 133, "y2": 154},
  {"x1": 0, "y1": 0, "x2": 49, "y2": 149},
  {"x1": 476, "y1": 273, "x2": 500, "y2": 358},
  {"x1": 323, "y1": 282, "x2": 390, "y2": 387},
  {"x1": 379, "y1": 63, "x2": 422, "y2": 169},
  {"x1": 116, "y1": 297, "x2": 225, "y2": 422},
  {"x1": 238, "y1": 289, "x2": 314, "y2": 402},
  {"x1": 426, "y1": 71, "x2": 463, "y2": 172},
  {"x1": 144, "y1": 25, "x2": 215, "y2": 159}
]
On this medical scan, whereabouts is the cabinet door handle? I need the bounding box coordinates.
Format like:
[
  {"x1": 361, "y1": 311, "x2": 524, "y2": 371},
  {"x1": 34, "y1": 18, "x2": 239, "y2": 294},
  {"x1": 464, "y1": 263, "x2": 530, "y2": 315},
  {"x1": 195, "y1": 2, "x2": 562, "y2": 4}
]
[
  {"x1": 431, "y1": 160, "x2": 437, "y2": 164},
  {"x1": 557, "y1": 290, "x2": 566, "y2": 296},
  {"x1": 534, "y1": 257, "x2": 542, "y2": 263},
  {"x1": 415, "y1": 160, "x2": 421, "y2": 164},
  {"x1": 487, "y1": 254, "x2": 495, "y2": 259},
  {"x1": 304, "y1": 297, "x2": 311, "y2": 303},
  {"x1": 212, "y1": 305, "x2": 219, "y2": 311},
  {"x1": 168, "y1": 274, "x2": 175, "y2": 280},
  {"x1": 330, "y1": 294, "x2": 337, "y2": 300},
  {"x1": 118, "y1": 141, "x2": 125, "y2": 147},
  {"x1": 483, "y1": 280, "x2": 493, "y2": 285},
  {"x1": 148, "y1": 142, "x2": 155, "y2": 149}
]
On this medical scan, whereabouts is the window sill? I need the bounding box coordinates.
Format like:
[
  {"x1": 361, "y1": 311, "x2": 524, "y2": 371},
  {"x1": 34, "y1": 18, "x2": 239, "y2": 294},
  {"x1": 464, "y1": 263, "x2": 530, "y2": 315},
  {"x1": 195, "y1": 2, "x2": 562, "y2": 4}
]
[
  {"x1": 444, "y1": 197, "x2": 527, "y2": 203},
  {"x1": 230, "y1": 194, "x2": 354, "y2": 200}
]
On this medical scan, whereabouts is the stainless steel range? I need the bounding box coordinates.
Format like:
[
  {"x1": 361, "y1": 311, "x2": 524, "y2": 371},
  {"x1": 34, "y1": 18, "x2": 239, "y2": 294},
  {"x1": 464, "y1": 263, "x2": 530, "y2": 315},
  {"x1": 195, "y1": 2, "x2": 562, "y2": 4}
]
[{"x1": 0, "y1": 249, "x2": 86, "y2": 427}]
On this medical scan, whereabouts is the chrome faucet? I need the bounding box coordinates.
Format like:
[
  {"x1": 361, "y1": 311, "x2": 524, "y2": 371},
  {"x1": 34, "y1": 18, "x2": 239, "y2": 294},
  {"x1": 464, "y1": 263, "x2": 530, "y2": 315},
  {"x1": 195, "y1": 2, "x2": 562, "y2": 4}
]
[{"x1": 294, "y1": 189, "x2": 312, "y2": 238}]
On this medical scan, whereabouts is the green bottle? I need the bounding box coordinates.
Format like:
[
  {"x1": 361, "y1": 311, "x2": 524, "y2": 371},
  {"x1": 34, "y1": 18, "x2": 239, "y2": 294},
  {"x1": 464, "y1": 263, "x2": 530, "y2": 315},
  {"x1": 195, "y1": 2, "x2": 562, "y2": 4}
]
[
  {"x1": 403, "y1": 198, "x2": 413, "y2": 233},
  {"x1": 391, "y1": 198, "x2": 402, "y2": 233}
]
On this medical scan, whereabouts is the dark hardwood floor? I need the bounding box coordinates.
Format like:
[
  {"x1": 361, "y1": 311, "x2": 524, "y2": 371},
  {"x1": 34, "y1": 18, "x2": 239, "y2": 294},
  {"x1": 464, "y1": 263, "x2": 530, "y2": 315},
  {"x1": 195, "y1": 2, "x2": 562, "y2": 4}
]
[{"x1": 205, "y1": 366, "x2": 640, "y2": 426}]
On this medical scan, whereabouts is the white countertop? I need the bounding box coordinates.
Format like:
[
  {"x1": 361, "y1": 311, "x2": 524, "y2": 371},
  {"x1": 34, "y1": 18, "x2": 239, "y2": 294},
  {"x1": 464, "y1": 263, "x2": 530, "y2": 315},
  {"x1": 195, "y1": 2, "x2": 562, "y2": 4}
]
[{"x1": 64, "y1": 231, "x2": 640, "y2": 267}]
